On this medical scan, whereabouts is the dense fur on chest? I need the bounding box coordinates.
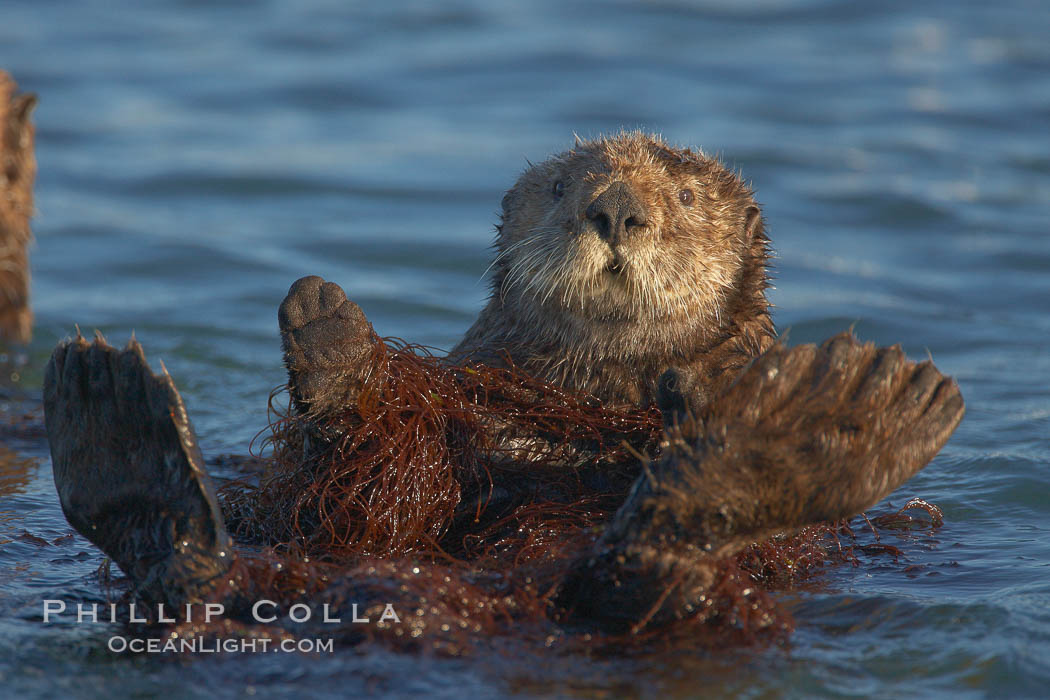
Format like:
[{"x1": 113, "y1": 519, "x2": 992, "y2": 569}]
[{"x1": 452, "y1": 132, "x2": 774, "y2": 407}]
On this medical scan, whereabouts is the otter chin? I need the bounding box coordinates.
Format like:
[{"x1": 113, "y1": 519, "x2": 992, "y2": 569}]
[{"x1": 452, "y1": 132, "x2": 773, "y2": 408}]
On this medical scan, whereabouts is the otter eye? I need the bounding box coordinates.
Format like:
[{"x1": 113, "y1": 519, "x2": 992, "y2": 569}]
[
  {"x1": 679, "y1": 189, "x2": 695, "y2": 206},
  {"x1": 552, "y1": 181, "x2": 565, "y2": 198}
]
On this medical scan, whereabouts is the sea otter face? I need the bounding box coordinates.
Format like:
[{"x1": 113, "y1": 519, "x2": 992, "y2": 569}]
[{"x1": 495, "y1": 133, "x2": 762, "y2": 334}]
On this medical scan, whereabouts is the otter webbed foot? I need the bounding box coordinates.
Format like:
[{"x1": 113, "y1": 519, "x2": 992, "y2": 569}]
[
  {"x1": 278, "y1": 275, "x2": 376, "y2": 418},
  {"x1": 561, "y1": 332, "x2": 965, "y2": 629},
  {"x1": 43, "y1": 333, "x2": 233, "y2": 608}
]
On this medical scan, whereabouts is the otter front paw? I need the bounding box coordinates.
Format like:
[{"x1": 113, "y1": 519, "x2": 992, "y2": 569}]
[
  {"x1": 278, "y1": 275, "x2": 376, "y2": 418},
  {"x1": 656, "y1": 366, "x2": 706, "y2": 428}
]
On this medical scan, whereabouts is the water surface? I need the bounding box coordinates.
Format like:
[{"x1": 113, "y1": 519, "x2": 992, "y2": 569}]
[{"x1": 1, "y1": 1, "x2": 1048, "y2": 697}]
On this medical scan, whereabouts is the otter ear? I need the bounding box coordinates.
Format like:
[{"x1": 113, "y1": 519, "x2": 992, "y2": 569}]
[
  {"x1": 502, "y1": 186, "x2": 524, "y2": 216},
  {"x1": 743, "y1": 205, "x2": 762, "y2": 244}
]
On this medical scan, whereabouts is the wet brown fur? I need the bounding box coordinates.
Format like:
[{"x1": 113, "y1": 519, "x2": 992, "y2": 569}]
[{"x1": 0, "y1": 71, "x2": 36, "y2": 344}]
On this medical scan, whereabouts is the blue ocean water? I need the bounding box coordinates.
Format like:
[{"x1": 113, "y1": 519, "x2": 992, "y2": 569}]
[{"x1": 1, "y1": 1, "x2": 1048, "y2": 697}]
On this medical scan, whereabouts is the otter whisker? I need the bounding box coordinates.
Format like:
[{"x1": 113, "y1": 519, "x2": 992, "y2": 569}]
[
  {"x1": 502, "y1": 233, "x2": 563, "y2": 302},
  {"x1": 485, "y1": 236, "x2": 540, "y2": 284}
]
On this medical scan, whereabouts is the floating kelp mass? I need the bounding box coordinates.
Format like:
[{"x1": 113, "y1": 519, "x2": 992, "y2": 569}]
[{"x1": 132, "y1": 335, "x2": 945, "y2": 654}]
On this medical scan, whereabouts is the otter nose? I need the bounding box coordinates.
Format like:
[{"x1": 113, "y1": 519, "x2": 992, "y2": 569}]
[{"x1": 585, "y1": 182, "x2": 649, "y2": 243}]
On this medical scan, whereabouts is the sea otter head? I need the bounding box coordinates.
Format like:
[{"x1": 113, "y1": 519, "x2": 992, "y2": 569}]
[{"x1": 492, "y1": 132, "x2": 769, "y2": 359}]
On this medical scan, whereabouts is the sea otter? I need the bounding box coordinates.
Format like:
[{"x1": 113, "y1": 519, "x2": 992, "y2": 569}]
[
  {"x1": 0, "y1": 71, "x2": 36, "y2": 344},
  {"x1": 44, "y1": 133, "x2": 964, "y2": 637}
]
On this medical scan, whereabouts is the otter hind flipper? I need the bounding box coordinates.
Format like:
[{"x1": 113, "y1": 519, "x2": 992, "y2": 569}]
[
  {"x1": 633, "y1": 333, "x2": 962, "y2": 552},
  {"x1": 278, "y1": 275, "x2": 377, "y2": 418},
  {"x1": 561, "y1": 333, "x2": 963, "y2": 629},
  {"x1": 43, "y1": 333, "x2": 232, "y2": 607},
  {"x1": 695, "y1": 332, "x2": 965, "y2": 537}
]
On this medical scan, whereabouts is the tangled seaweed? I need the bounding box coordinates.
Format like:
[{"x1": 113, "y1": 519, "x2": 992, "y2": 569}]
[
  {"x1": 223, "y1": 335, "x2": 663, "y2": 559},
  {"x1": 205, "y1": 337, "x2": 944, "y2": 653}
]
